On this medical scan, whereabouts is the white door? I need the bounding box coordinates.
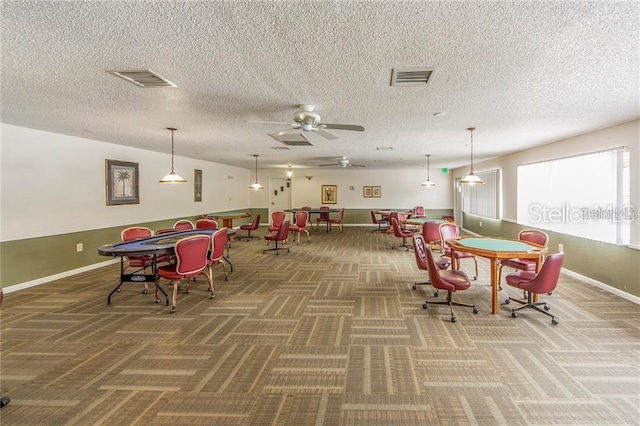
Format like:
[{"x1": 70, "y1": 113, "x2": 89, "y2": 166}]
[
  {"x1": 269, "y1": 177, "x2": 293, "y2": 223},
  {"x1": 454, "y1": 177, "x2": 463, "y2": 227}
]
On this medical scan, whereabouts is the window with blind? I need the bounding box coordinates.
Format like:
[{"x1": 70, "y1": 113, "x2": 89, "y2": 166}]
[
  {"x1": 461, "y1": 169, "x2": 501, "y2": 219},
  {"x1": 517, "y1": 148, "x2": 633, "y2": 245}
]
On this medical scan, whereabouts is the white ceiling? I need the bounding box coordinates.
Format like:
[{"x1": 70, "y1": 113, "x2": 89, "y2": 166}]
[{"x1": 1, "y1": 1, "x2": 638, "y2": 171}]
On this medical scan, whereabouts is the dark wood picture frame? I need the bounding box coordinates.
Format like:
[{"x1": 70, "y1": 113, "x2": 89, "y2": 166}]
[
  {"x1": 105, "y1": 159, "x2": 139, "y2": 206},
  {"x1": 194, "y1": 169, "x2": 202, "y2": 202},
  {"x1": 363, "y1": 186, "x2": 372, "y2": 198}
]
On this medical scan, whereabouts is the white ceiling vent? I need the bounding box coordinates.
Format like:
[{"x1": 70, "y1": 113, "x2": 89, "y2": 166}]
[
  {"x1": 268, "y1": 132, "x2": 314, "y2": 147},
  {"x1": 109, "y1": 69, "x2": 178, "y2": 88},
  {"x1": 390, "y1": 68, "x2": 433, "y2": 86}
]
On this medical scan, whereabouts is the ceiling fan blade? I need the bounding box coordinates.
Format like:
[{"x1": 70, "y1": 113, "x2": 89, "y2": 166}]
[
  {"x1": 322, "y1": 123, "x2": 365, "y2": 132},
  {"x1": 248, "y1": 120, "x2": 293, "y2": 125},
  {"x1": 314, "y1": 129, "x2": 338, "y2": 140},
  {"x1": 351, "y1": 164, "x2": 366, "y2": 168},
  {"x1": 319, "y1": 163, "x2": 338, "y2": 167}
]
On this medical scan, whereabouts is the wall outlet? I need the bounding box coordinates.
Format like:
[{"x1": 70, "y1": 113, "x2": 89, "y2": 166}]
[
  {"x1": 558, "y1": 243, "x2": 563, "y2": 252},
  {"x1": 76, "y1": 243, "x2": 83, "y2": 252},
  {"x1": 479, "y1": 221, "x2": 483, "y2": 228}
]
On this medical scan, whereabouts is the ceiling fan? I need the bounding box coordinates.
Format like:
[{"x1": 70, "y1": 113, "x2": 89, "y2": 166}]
[
  {"x1": 256, "y1": 104, "x2": 365, "y2": 141},
  {"x1": 320, "y1": 157, "x2": 366, "y2": 168}
]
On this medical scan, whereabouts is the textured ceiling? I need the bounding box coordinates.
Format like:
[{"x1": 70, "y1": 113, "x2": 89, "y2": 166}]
[{"x1": 1, "y1": 1, "x2": 638, "y2": 171}]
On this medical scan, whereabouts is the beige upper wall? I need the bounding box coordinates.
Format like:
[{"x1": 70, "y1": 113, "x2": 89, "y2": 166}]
[{"x1": 453, "y1": 119, "x2": 640, "y2": 246}]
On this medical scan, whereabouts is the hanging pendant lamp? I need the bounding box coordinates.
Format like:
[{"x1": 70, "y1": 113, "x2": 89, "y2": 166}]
[
  {"x1": 421, "y1": 154, "x2": 436, "y2": 187},
  {"x1": 158, "y1": 127, "x2": 187, "y2": 184},
  {"x1": 286, "y1": 165, "x2": 294, "y2": 178},
  {"x1": 460, "y1": 127, "x2": 484, "y2": 185},
  {"x1": 250, "y1": 154, "x2": 263, "y2": 189}
]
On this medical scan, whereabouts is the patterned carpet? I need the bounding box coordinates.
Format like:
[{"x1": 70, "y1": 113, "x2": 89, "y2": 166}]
[{"x1": 1, "y1": 226, "x2": 639, "y2": 425}]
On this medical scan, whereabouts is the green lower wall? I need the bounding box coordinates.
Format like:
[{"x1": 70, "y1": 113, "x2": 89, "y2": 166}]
[{"x1": 462, "y1": 213, "x2": 640, "y2": 297}]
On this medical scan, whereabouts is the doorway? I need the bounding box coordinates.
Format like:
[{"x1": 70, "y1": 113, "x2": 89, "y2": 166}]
[{"x1": 269, "y1": 177, "x2": 293, "y2": 221}]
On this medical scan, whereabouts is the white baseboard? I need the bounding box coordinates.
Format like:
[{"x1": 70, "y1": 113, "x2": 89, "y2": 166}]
[
  {"x1": 3, "y1": 259, "x2": 119, "y2": 294},
  {"x1": 560, "y1": 268, "x2": 640, "y2": 305}
]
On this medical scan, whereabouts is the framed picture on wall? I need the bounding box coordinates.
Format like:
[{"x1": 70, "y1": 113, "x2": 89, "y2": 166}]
[
  {"x1": 105, "y1": 159, "x2": 139, "y2": 206},
  {"x1": 372, "y1": 186, "x2": 381, "y2": 197},
  {"x1": 363, "y1": 186, "x2": 372, "y2": 197},
  {"x1": 194, "y1": 169, "x2": 202, "y2": 202},
  {"x1": 321, "y1": 185, "x2": 337, "y2": 204}
]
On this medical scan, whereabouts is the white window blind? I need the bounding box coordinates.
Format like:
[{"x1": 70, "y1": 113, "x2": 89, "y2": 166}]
[
  {"x1": 461, "y1": 169, "x2": 500, "y2": 219},
  {"x1": 517, "y1": 149, "x2": 632, "y2": 245}
]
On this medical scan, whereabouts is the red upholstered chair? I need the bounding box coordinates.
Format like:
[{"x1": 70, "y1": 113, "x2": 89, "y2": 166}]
[
  {"x1": 301, "y1": 206, "x2": 312, "y2": 211},
  {"x1": 439, "y1": 222, "x2": 479, "y2": 280},
  {"x1": 413, "y1": 205, "x2": 427, "y2": 218},
  {"x1": 157, "y1": 234, "x2": 213, "y2": 313},
  {"x1": 498, "y1": 229, "x2": 549, "y2": 288},
  {"x1": 237, "y1": 214, "x2": 260, "y2": 240},
  {"x1": 412, "y1": 234, "x2": 450, "y2": 293},
  {"x1": 195, "y1": 218, "x2": 218, "y2": 229},
  {"x1": 328, "y1": 207, "x2": 345, "y2": 232},
  {"x1": 422, "y1": 221, "x2": 443, "y2": 251},
  {"x1": 263, "y1": 220, "x2": 290, "y2": 254},
  {"x1": 390, "y1": 217, "x2": 415, "y2": 250},
  {"x1": 370, "y1": 210, "x2": 388, "y2": 232},
  {"x1": 316, "y1": 206, "x2": 331, "y2": 231},
  {"x1": 205, "y1": 228, "x2": 229, "y2": 286},
  {"x1": 120, "y1": 227, "x2": 162, "y2": 294},
  {"x1": 173, "y1": 219, "x2": 195, "y2": 230},
  {"x1": 441, "y1": 215, "x2": 455, "y2": 222},
  {"x1": 156, "y1": 228, "x2": 178, "y2": 235},
  {"x1": 423, "y1": 241, "x2": 478, "y2": 322},
  {"x1": 289, "y1": 211, "x2": 310, "y2": 243},
  {"x1": 505, "y1": 252, "x2": 564, "y2": 325},
  {"x1": 268, "y1": 211, "x2": 286, "y2": 233},
  {"x1": 397, "y1": 211, "x2": 418, "y2": 232}
]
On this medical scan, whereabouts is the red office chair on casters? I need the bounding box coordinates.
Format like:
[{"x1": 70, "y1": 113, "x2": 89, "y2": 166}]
[
  {"x1": 412, "y1": 235, "x2": 450, "y2": 294},
  {"x1": 173, "y1": 219, "x2": 195, "y2": 230},
  {"x1": 268, "y1": 211, "x2": 286, "y2": 233},
  {"x1": 505, "y1": 252, "x2": 564, "y2": 325},
  {"x1": 439, "y1": 223, "x2": 479, "y2": 280},
  {"x1": 441, "y1": 215, "x2": 455, "y2": 222},
  {"x1": 422, "y1": 242, "x2": 478, "y2": 322},
  {"x1": 413, "y1": 205, "x2": 427, "y2": 218},
  {"x1": 205, "y1": 228, "x2": 229, "y2": 287},
  {"x1": 328, "y1": 208, "x2": 345, "y2": 232},
  {"x1": 370, "y1": 210, "x2": 388, "y2": 232},
  {"x1": 316, "y1": 206, "x2": 331, "y2": 231},
  {"x1": 157, "y1": 235, "x2": 212, "y2": 313},
  {"x1": 422, "y1": 221, "x2": 442, "y2": 250},
  {"x1": 498, "y1": 229, "x2": 549, "y2": 289},
  {"x1": 390, "y1": 217, "x2": 415, "y2": 250},
  {"x1": 237, "y1": 214, "x2": 260, "y2": 240},
  {"x1": 289, "y1": 211, "x2": 310, "y2": 244},
  {"x1": 195, "y1": 218, "x2": 218, "y2": 229},
  {"x1": 264, "y1": 221, "x2": 290, "y2": 255}
]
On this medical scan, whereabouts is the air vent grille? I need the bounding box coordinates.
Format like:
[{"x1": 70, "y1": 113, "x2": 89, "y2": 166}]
[
  {"x1": 268, "y1": 133, "x2": 314, "y2": 147},
  {"x1": 109, "y1": 69, "x2": 178, "y2": 88},
  {"x1": 390, "y1": 68, "x2": 433, "y2": 86}
]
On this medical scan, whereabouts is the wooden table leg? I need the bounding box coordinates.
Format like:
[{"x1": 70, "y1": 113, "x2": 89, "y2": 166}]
[{"x1": 490, "y1": 258, "x2": 498, "y2": 314}]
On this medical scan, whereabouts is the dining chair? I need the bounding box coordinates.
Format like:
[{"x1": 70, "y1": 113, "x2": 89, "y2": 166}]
[
  {"x1": 422, "y1": 221, "x2": 443, "y2": 251},
  {"x1": 173, "y1": 219, "x2": 195, "y2": 230},
  {"x1": 504, "y1": 252, "x2": 564, "y2": 325},
  {"x1": 316, "y1": 206, "x2": 331, "y2": 231},
  {"x1": 413, "y1": 205, "x2": 427, "y2": 218},
  {"x1": 441, "y1": 215, "x2": 455, "y2": 222},
  {"x1": 263, "y1": 220, "x2": 291, "y2": 255},
  {"x1": 204, "y1": 228, "x2": 229, "y2": 289},
  {"x1": 156, "y1": 234, "x2": 213, "y2": 313},
  {"x1": 195, "y1": 218, "x2": 218, "y2": 229},
  {"x1": 289, "y1": 211, "x2": 310, "y2": 243},
  {"x1": 439, "y1": 222, "x2": 478, "y2": 280},
  {"x1": 237, "y1": 214, "x2": 260, "y2": 240},
  {"x1": 390, "y1": 217, "x2": 415, "y2": 250},
  {"x1": 120, "y1": 226, "x2": 163, "y2": 295},
  {"x1": 328, "y1": 207, "x2": 345, "y2": 232},
  {"x1": 412, "y1": 234, "x2": 450, "y2": 293},
  {"x1": 497, "y1": 229, "x2": 549, "y2": 289},
  {"x1": 370, "y1": 210, "x2": 388, "y2": 232},
  {"x1": 423, "y1": 241, "x2": 478, "y2": 322},
  {"x1": 268, "y1": 211, "x2": 286, "y2": 233}
]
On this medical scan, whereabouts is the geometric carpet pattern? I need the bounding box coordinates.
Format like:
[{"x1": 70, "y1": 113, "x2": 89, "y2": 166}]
[{"x1": 1, "y1": 226, "x2": 639, "y2": 425}]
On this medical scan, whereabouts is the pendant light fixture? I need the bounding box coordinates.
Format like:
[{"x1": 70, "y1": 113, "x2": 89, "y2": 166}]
[
  {"x1": 286, "y1": 165, "x2": 294, "y2": 178},
  {"x1": 460, "y1": 127, "x2": 484, "y2": 185},
  {"x1": 158, "y1": 127, "x2": 187, "y2": 184},
  {"x1": 421, "y1": 154, "x2": 436, "y2": 187},
  {"x1": 249, "y1": 154, "x2": 263, "y2": 190}
]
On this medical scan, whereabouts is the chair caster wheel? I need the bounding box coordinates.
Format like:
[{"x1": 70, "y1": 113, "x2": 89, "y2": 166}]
[
  {"x1": 552, "y1": 318, "x2": 559, "y2": 325},
  {"x1": 498, "y1": 286, "x2": 502, "y2": 291},
  {"x1": 472, "y1": 307, "x2": 478, "y2": 314},
  {"x1": 186, "y1": 289, "x2": 191, "y2": 294},
  {"x1": 505, "y1": 298, "x2": 511, "y2": 304},
  {"x1": 142, "y1": 289, "x2": 148, "y2": 294},
  {"x1": 210, "y1": 294, "x2": 216, "y2": 300},
  {"x1": 473, "y1": 276, "x2": 477, "y2": 280},
  {"x1": 423, "y1": 303, "x2": 428, "y2": 309},
  {"x1": 225, "y1": 276, "x2": 229, "y2": 281},
  {"x1": 155, "y1": 298, "x2": 160, "y2": 303},
  {"x1": 177, "y1": 285, "x2": 183, "y2": 290},
  {"x1": 169, "y1": 307, "x2": 176, "y2": 314},
  {"x1": 511, "y1": 312, "x2": 519, "y2": 318},
  {"x1": 544, "y1": 304, "x2": 550, "y2": 311},
  {"x1": 451, "y1": 316, "x2": 457, "y2": 323},
  {"x1": 433, "y1": 291, "x2": 439, "y2": 297},
  {"x1": 412, "y1": 284, "x2": 417, "y2": 290}
]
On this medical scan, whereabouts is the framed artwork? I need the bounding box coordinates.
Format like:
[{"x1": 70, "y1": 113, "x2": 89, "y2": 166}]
[
  {"x1": 363, "y1": 186, "x2": 372, "y2": 198},
  {"x1": 105, "y1": 159, "x2": 139, "y2": 206},
  {"x1": 194, "y1": 169, "x2": 202, "y2": 202},
  {"x1": 372, "y1": 186, "x2": 381, "y2": 197},
  {"x1": 321, "y1": 185, "x2": 337, "y2": 204}
]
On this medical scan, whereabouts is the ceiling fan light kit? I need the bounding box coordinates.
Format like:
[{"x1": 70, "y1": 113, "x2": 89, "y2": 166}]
[
  {"x1": 460, "y1": 127, "x2": 484, "y2": 185},
  {"x1": 158, "y1": 127, "x2": 187, "y2": 184}
]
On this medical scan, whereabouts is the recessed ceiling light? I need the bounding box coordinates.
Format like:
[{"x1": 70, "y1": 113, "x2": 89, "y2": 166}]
[
  {"x1": 376, "y1": 147, "x2": 394, "y2": 151},
  {"x1": 433, "y1": 112, "x2": 446, "y2": 117}
]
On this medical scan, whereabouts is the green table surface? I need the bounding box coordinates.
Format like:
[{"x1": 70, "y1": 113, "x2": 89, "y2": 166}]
[
  {"x1": 404, "y1": 218, "x2": 445, "y2": 224},
  {"x1": 207, "y1": 211, "x2": 250, "y2": 217},
  {"x1": 456, "y1": 237, "x2": 538, "y2": 252}
]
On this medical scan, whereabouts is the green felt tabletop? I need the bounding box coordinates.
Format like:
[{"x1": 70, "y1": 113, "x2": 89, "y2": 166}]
[
  {"x1": 207, "y1": 211, "x2": 250, "y2": 217},
  {"x1": 404, "y1": 218, "x2": 444, "y2": 224},
  {"x1": 457, "y1": 237, "x2": 537, "y2": 252}
]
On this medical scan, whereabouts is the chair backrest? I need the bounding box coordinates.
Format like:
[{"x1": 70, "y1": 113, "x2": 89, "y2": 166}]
[
  {"x1": 370, "y1": 210, "x2": 382, "y2": 224},
  {"x1": 414, "y1": 205, "x2": 425, "y2": 216},
  {"x1": 424, "y1": 242, "x2": 458, "y2": 292},
  {"x1": 526, "y1": 252, "x2": 564, "y2": 294},
  {"x1": 519, "y1": 229, "x2": 549, "y2": 247},
  {"x1": 195, "y1": 218, "x2": 218, "y2": 229},
  {"x1": 156, "y1": 228, "x2": 178, "y2": 235},
  {"x1": 390, "y1": 217, "x2": 409, "y2": 238},
  {"x1": 318, "y1": 206, "x2": 330, "y2": 220},
  {"x1": 271, "y1": 211, "x2": 286, "y2": 228},
  {"x1": 174, "y1": 235, "x2": 210, "y2": 275},
  {"x1": 173, "y1": 219, "x2": 195, "y2": 230},
  {"x1": 438, "y1": 222, "x2": 459, "y2": 250},
  {"x1": 422, "y1": 221, "x2": 441, "y2": 243},
  {"x1": 244, "y1": 214, "x2": 260, "y2": 230},
  {"x1": 209, "y1": 228, "x2": 228, "y2": 262},
  {"x1": 338, "y1": 208, "x2": 345, "y2": 220},
  {"x1": 121, "y1": 226, "x2": 152, "y2": 242},
  {"x1": 301, "y1": 206, "x2": 312, "y2": 211},
  {"x1": 274, "y1": 220, "x2": 290, "y2": 240},
  {"x1": 441, "y1": 215, "x2": 455, "y2": 222},
  {"x1": 412, "y1": 235, "x2": 429, "y2": 272},
  {"x1": 294, "y1": 211, "x2": 309, "y2": 228}
]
